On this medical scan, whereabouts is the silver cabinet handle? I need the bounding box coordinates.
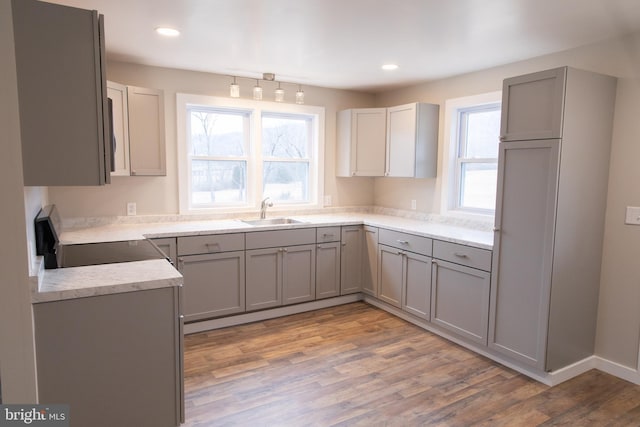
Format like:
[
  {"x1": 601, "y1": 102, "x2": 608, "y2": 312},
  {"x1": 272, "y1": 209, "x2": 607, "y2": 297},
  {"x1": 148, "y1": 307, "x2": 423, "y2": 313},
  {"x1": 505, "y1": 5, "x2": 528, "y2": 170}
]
[
  {"x1": 454, "y1": 252, "x2": 469, "y2": 258},
  {"x1": 342, "y1": 242, "x2": 347, "y2": 246},
  {"x1": 499, "y1": 135, "x2": 506, "y2": 141},
  {"x1": 493, "y1": 227, "x2": 500, "y2": 232},
  {"x1": 283, "y1": 248, "x2": 288, "y2": 253},
  {"x1": 397, "y1": 240, "x2": 409, "y2": 245},
  {"x1": 322, "y1": 233, "x2": 335, "y2": 238},
  {"x1": 205, "y1": 242, "x2": 221, "y2": 252}
]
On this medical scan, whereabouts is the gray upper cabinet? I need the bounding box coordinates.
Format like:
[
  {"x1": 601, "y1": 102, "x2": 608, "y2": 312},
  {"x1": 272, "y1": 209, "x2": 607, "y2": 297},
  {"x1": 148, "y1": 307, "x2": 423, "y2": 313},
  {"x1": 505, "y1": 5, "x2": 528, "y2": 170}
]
[
  {"x1": 128, "y1": 86, "x2": 167, "y2": 176},
  {"x1": 107, "y1": 81, "x2": 131, "y2": 176},
  {"x1": 499, "y1": 67, "x2": 566, "y2": 142},
  {"x1": 13, "y1": 0, "x2": 111, "y2": 186},
  {"x1": 490, "y1": 67, "x2": 617, "y2": 371},
  {"x1": 336, "y1": 108, "x2": 387, "y2": 177},
  {"x1": 385, "y1": 102, "x2": 439, "y2": 178}
]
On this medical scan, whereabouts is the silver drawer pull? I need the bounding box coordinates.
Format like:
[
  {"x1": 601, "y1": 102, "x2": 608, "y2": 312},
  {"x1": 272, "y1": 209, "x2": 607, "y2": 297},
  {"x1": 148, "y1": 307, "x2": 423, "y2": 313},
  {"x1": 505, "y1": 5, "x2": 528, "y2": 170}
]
[
  {"x1": 205, "y1": 243, "x2": 221, "y2": 252},
  {"x1": 322, "y1": 233, "x2": 335, "y2": 238},
  {"x1": 454, "y1": 252, "x2": 469, "y2": 258},
  {"x1": 397, "y1": 240, "x2": 409, "y2": 245}
]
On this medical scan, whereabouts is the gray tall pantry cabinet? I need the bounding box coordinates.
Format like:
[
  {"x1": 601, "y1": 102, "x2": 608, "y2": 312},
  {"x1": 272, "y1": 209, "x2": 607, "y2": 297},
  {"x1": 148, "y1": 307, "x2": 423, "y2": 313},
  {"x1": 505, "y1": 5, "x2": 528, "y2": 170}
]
[{"x1": 490, "y1": 67, "x2": 617, "y2": 371}]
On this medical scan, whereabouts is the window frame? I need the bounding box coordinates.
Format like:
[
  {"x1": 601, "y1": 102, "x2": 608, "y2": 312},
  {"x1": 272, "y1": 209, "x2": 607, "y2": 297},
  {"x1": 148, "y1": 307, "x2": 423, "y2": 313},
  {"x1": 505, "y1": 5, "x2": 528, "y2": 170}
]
[
  {"x1": 440, "y1": 91, "x2": 502, "y2": 219},
  {"x1": 454, "y1": 103, "x2": 501, "y2": 214},
  {"x1": 176, "y1": 94, "x2": 325, "y2": 214}
]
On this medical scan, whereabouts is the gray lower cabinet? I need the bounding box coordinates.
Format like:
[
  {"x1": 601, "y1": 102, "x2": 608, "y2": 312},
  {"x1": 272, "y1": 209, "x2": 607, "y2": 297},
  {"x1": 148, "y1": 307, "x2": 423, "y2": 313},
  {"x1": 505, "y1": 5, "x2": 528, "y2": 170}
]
[
  {"x1": 362, "y1": 226, "x2": 379, "y2": 297},
  {"x1": 316, "y1": 241, "x2": 341, "y2": 299},
  {"x1": 378, "y1": 244, "x2": 404, "y2": 307},
  {"x1": 316, "y1": 227, "x2": 341, "y2": 299},
  {"x1": 340, "y1": 226, "x2": 363, "y2": 294},
  {"x1": 378, "y1": 229, "x2": 432, "y2": 319},
  {"x1": 179, "y1": 251, "x2": 245, "y2": 321},
  {"x1": 246, "y1": 244, "x2": 316, "y2": 310},
  {"x1": 431, "y1": 259, "x2": 491, "y2": 345},
  {"x1": 33, "y1": 287, "x2": 183, "y2": 427},
  {"x1": 245, "y1": 229, "x2": 317, "y2": 311},
  {"x1": 177, "y1": 233, "x2": 246, "y2": 322},
  {"x1": 378, "y1": 244, "x2": 431, "y2": 319},
  {"x1": 151, "y1": 237, "x2": 177, "y2": 266}
]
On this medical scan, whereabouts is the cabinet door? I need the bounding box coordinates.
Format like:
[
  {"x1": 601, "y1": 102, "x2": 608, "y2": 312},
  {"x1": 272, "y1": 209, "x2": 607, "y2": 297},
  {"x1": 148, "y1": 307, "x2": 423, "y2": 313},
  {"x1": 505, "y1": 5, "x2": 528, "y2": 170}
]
[
  {"x1": 378, "y1": 245, "x2": 403, "y2": 308},
  {"x1": 13, "y1": 0, "x2": 110, "y2": 186},
  {"x1": 489, "y1": 140, "x2": 559, "y2": 369},
  {"x1": 283, "y1": 244, "x2": 316, "y2": 305},
  {"x1": 354, "y1": 109, "x2": 387, "y2": 176},
  {"x1": 402, "y1": 252, "x2": 431, "y2": 320},
  {"x1": 386, "y1": 104, "x2": 417, "y2": 177},
  {"x1": 128, "y1": 86, "x2": 166, "y2": 176},
  {"x1": 431, "y1": 260, "x2": 490, "y2": 344},
  {"x1": 246, "y1": 248, "x2": 281, "y2": 311},
  {"x1": 500, "y1": 67, "x2": 566, "y2": 142},
  {"x1": 362, "y1": 226, "x2": 379, "y2": 297},
  {"x1": 340, "y1": 226, "x2": 363, "y2": 294},
  {"x1": 316, "y1": 242, "x2": 341, "y2": 299},
  {"x1": 33, "y1": 288, "x2": 181, "y2": 427},
  {"x1": 151, "y1": 237, "x2": 177, "y2": 266},
  {"x1": 179, "y1": 251, "x2": 245, "y2": 321},
  {"x1": 107, "y1": 81, "x2": 130, "y2": 176}
]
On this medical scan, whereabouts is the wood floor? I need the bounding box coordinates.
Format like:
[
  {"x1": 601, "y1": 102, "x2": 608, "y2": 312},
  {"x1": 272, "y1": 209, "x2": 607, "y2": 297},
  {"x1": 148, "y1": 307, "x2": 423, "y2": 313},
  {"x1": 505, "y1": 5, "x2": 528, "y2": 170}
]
[{"x1": 183, "y1": 302, "x2": 640, "y2": 426}]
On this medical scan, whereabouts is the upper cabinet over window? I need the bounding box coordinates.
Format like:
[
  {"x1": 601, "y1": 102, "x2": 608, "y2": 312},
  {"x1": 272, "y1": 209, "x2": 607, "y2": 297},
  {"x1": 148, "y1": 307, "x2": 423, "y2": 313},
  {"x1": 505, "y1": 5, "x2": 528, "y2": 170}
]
[
  {"x1": 336, "y1": 102, "x2": 439, "y2": 178},
  {"x1": 499, "y1": 67, "x2": 566, "y2": 142},
  {"x1": 13, "y1": 0, "x2": 111, "y2": 186}
]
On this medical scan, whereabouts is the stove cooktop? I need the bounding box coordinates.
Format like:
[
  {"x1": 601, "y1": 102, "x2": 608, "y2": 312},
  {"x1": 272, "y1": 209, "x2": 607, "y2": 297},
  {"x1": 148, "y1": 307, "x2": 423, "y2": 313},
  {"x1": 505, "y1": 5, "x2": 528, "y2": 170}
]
[{"x1": 58, "y1": 240, "x2": 169, "y2": 268}]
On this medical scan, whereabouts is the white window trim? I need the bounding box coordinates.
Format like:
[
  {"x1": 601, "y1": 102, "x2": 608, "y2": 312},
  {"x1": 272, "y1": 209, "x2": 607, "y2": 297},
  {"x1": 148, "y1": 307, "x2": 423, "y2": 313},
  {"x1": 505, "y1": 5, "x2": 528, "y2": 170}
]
[
  {"x1": 440, "y1": 91, "x2": 501, "y2": 220},
  {"x1": 177, "y1": 94, "x2": 325, "y2": 215}
]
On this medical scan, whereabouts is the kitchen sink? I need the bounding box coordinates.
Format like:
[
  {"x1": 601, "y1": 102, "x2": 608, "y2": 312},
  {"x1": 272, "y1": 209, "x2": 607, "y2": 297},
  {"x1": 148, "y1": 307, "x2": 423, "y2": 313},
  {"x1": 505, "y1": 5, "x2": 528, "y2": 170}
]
[{"x1": 241, "y1": 217, "x2": 304, "y2": 226}]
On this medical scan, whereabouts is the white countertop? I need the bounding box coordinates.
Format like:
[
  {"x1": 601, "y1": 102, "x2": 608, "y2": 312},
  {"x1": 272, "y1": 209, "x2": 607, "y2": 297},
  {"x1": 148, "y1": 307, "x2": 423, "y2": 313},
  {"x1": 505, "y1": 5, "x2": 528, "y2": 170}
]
[
  {"x1": 33, "y1": 212, "x2": 492, "y2": 304},
  {"x1": 58, "y1": 213, "x2": 494, "y2": 250}
]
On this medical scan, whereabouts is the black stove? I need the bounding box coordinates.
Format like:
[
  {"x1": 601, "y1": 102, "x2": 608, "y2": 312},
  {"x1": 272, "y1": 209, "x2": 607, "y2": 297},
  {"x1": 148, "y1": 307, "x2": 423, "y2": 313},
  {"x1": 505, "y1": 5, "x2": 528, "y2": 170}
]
[
  {"x1": 58, "y1": 239, "x2": 168, "y2": 268},
  {"x1": 34, "y1": 205, "x2": 168, "y2": 269}
]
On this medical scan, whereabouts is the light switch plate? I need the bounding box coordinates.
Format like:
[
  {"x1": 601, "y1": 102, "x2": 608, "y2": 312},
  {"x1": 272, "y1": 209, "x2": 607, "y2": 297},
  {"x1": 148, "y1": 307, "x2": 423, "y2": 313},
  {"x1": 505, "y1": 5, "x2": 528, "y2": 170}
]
[
  {"x1": 324, "y1": 195, "x2": 332, "y2": 206},
  {"x1": 411, "y1": 199, "x2": 417, "y2": 210},
  {"x1": 625, "y1": 206, "x2": 640, "y2": 225}
]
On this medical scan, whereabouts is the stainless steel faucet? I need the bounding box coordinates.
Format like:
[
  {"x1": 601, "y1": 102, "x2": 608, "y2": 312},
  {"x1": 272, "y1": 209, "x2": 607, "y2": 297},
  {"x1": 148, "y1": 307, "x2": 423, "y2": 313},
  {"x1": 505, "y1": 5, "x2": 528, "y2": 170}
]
[{"x1": 260, "y1": 197, "x2": 274, "y2": 219}]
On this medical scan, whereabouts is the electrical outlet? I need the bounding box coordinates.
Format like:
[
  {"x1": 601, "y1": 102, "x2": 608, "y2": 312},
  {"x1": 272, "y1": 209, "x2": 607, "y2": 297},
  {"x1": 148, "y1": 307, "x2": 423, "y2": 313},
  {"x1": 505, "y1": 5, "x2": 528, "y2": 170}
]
[
  {"x1": 127, "y1": 202, "x2": 137, "y2": 216},
  {"x1": 324, "y1": 195, "x2": 332, "y2": 206},
  {"x1": 411, "y1": 199, "x2": 417, "y2": 210},
  {"x1": 625, "y1": 206, "x2": 640, "y2": 225}
]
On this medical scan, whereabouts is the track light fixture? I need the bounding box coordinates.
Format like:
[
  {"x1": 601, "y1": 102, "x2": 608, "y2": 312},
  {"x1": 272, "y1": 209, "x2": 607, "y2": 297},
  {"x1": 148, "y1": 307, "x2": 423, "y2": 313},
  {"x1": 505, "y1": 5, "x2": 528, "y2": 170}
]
[{"x1": 229, "y1": 74, "x2": 304, "y2": 104}]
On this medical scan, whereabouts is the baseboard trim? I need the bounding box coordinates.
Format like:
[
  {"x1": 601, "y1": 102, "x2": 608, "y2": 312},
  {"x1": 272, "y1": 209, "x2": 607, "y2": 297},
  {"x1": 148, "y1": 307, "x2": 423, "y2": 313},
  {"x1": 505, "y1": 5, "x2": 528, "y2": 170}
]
[
  {"x1": 184, "y1": 294, "x2": 362, "y2": 334},
  {"x1": 594, "y1": 356, "x2": 640, "y2": 385}
]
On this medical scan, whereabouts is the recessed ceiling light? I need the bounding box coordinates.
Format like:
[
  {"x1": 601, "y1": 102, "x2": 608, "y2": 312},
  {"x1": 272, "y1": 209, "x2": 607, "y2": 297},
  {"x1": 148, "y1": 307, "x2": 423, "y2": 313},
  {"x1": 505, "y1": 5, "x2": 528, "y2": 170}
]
[
  {"x1": 382, "y1": 64, "x2": 399, "y2": 71},
  {"x1": 155, "y1": 27, "x2": 180, "y2": 37}
]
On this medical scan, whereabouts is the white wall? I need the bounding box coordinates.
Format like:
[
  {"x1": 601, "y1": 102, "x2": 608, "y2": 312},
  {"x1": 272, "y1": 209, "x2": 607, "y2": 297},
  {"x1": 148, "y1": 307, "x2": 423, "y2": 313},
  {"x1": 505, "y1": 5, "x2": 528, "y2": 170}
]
[
  {"x1": 48, "y1": 62, "x2": 377, "y2": 218},
  {"x1": 375, "y1": 31, "x2": 640, "y2": 370},
  {"x1": 0, "y1": 0, "x2": 39, "y2": 402}
]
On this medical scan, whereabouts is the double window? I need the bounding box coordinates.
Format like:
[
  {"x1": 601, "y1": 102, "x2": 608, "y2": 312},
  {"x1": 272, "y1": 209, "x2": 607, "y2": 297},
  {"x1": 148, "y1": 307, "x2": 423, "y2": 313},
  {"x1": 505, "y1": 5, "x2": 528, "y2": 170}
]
[{"x1": 177, "y1": 95, "x2": 324, "y2": 213}]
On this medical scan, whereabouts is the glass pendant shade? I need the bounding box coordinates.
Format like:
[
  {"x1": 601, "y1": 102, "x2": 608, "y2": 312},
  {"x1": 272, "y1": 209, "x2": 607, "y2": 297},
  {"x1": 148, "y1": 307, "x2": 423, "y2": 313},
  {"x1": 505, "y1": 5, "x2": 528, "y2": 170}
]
[
  {"x1": 230, "y1": 77, "x2": 240, "y2": 98},
  {"x1": 274, "y1": 83, "x2": 285, "y2": 102},
  {"x1": 253, "y1": 80, "x2": 263, "y2": 100},
  {"x1": 295, "y1": 86, "x2": 304, "y2": 104}
]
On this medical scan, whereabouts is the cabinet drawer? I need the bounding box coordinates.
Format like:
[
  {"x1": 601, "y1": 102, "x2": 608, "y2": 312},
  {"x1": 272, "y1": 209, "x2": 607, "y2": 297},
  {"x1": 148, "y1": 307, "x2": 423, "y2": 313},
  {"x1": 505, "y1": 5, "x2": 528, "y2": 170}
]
[
  {"x1": 177, "y1": 233, "x2": 245, "y2": 256},
  {"x1": 379, "y1": 228, "x2": 432, "y2": 256},
  {"x1": 433, "y1": 240, "x2": 491, "y2": 272},
  {"x1": 317, "y1": 227, "x2": 340, "y2": 243},
  {"x1": 246, "y1": 228, "x2": 316, "y2": 250}
]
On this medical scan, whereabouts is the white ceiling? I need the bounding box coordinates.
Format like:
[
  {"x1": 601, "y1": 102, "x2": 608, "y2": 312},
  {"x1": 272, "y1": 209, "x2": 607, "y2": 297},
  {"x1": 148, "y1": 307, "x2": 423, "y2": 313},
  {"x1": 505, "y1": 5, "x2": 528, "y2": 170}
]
[{"x1": 47, "y1": 0, "x2": 640, "y2": 92}]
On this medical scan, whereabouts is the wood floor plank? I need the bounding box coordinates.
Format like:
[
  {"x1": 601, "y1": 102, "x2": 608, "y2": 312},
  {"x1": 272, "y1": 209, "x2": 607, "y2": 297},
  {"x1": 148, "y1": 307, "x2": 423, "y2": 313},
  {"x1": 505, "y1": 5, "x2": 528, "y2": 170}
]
[{"x1": 183, "y1": 302, "x2": 640, "y2": 426}]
